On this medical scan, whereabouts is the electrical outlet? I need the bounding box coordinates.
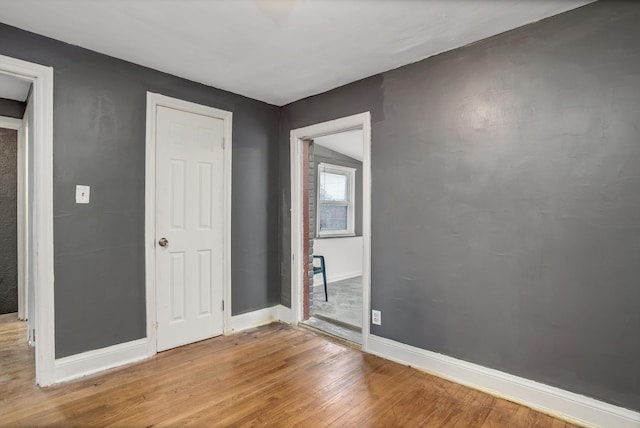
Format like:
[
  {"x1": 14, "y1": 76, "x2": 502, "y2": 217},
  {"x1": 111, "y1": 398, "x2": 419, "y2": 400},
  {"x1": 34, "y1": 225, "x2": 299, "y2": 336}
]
[{"x1": 372, "y1": 309, "x2": 381, "y2": 326}]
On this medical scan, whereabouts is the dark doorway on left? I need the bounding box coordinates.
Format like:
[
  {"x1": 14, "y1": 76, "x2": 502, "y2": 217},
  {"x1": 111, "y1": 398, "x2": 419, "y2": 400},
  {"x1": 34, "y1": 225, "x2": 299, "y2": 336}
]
[{"x1": 0, "y1": 127, "x2": 18, "y2": 315}]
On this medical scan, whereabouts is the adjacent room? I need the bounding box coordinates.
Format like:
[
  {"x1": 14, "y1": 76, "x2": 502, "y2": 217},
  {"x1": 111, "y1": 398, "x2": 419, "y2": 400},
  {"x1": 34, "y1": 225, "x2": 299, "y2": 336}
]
[
  {"x1": 0, "y1": 73, "x2": 29, "y2": 324},
  {"x1": 0, "y1": 72, "x2": 33, "y2": 389},
  {"x1": 302, "y1": 129, "x2": 365, "y2": 344},
  {"x1": 0, "y1": 1, "x2": 639, "y2": 427}
]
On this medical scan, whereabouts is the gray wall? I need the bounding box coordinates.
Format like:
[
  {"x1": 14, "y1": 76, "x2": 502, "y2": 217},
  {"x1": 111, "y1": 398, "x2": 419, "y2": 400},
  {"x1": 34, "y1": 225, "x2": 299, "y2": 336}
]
[
  {"x1": 279, "y1": 1, "x2": 640, "y2": 411},
  {"x1": 0, "y1": 128, "x2": 18, "y2": 314},
  {"x1": 312, "y1": 144, "x2": 363, "y2": 237},
  {"x1": 0, "y1": 98, "x2": 26, "y2": 119},
  {"x1": 0, "y1": 23, "x2": 280, "y2": 358}
]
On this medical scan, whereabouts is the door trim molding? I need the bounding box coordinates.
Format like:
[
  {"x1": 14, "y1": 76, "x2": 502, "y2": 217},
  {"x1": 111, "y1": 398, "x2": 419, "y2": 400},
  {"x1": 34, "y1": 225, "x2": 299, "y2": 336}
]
[
  {"x1": 144, "y1": 92, "x2": 232, "y2": 357},
  {"x1": 289, "y1": 112, "x2": 372, "y2": 351},
  {"x1": 0, "y1": 55, "x2": 55, "y2": 386}
]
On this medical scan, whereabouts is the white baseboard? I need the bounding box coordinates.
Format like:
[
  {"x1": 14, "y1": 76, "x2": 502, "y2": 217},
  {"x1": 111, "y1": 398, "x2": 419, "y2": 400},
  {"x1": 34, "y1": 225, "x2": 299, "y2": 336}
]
[
  {"x1": 226, "y1": 305, "x2": 292, "y2": 334},
  {"x1": 367, "y1": 335, "x2": 640, "y2": 428},
  {"x1": 277, "y1": 304, "x2": 293, "y2": 324},
  {"x1": 53, "y1": 306, "x2": 294, "y2": 384},
  {"x1": 54, "y1": 338, "x2": 148, "y2": 384}
]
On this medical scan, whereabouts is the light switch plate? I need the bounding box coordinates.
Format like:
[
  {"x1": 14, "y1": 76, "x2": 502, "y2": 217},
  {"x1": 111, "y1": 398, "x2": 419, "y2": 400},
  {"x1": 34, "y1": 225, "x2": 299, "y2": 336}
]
[{"x1": 76, "y1": 185, "x2": 90, "y2": 204}]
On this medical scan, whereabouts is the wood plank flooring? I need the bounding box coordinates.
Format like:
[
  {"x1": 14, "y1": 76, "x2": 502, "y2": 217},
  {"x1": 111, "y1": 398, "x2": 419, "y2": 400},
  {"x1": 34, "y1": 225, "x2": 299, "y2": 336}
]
[{"x1": 0, "y1": 312, "x2": 579, "y2": 427}]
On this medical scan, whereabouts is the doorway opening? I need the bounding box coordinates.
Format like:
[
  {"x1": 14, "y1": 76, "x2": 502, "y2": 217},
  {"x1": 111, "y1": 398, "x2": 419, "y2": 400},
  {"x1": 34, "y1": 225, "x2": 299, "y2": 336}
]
[
  {"x1": 0, "y1": 116, "x2": 25, "y2": 319},
  {"x1": 290, "y1": 113, "x2": 371, "y2": 349},
  {"x1": 0, "y1": 55, "x2": 55, "y2": 386},
  {"x1": 0, "y1": 112, "x2": 30, "y2": 382},
  {"x1": 302, "y1": 131, "x2": 364, "y2": 343}
]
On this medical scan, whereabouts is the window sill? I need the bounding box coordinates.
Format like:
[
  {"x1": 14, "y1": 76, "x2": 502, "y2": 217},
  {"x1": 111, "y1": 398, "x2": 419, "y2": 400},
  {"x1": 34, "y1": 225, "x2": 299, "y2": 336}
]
[{"x1": 315, "y1": 233, "x2": 357, "y2": 239}]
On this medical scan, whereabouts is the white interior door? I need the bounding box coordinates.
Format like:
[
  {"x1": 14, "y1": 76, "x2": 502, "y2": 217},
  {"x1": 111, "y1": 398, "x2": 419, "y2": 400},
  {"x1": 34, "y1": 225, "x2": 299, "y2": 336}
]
[{"x1": 155, "y1": 105, "x2": 225, "y2": 352}]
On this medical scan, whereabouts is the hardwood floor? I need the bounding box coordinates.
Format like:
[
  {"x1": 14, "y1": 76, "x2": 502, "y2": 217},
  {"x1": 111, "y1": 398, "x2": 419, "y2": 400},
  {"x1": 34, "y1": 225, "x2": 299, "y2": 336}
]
[{"x1": 0, "y1": 312, "x2": 579, "y2": 427}]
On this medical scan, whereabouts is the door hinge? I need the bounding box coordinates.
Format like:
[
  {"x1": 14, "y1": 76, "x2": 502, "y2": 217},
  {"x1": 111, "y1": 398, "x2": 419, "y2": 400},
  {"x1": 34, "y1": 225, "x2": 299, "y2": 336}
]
[
  {"x1": 222, "y1": 300, "x2": 225, "y2": 311},
  {"x1": 32, "y1": 329, "x2": 35, "y2": 342},
  {"x1": 222, "y1": 138, "x2": 225, "y2": 150}
]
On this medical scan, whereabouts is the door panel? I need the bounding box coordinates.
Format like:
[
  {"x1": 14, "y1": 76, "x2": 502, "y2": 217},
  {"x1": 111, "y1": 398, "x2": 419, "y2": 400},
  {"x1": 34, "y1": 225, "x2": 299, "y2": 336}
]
[{"x1": 156, "y1": 106, "x2": 224, "y2": 352}]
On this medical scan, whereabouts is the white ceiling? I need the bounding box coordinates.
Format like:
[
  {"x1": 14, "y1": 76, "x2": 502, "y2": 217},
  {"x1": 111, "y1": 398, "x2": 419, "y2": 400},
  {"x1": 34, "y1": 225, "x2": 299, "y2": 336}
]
[
  {"x1": 0, "y1": 73, "x2": 31, "y2": 102},
  {"x1": 0, "y1": 0, "x2": 591, "y2": 106},
  {"x1": 315, "y1": 130, "x2": 363, "y2": 162}
]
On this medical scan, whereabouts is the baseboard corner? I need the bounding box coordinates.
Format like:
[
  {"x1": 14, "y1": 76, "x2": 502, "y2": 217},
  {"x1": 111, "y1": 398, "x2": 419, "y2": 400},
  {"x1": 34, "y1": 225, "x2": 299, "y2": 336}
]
[{"x1": 276, "y1": 304, "x2": 293, "y2": 324}]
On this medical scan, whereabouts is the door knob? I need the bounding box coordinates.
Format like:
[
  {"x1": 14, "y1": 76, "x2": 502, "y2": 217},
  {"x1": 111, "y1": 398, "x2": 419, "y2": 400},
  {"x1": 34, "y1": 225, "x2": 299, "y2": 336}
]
[{"x1": 158, "y1": 238, "x2": 169, "y2": 247}]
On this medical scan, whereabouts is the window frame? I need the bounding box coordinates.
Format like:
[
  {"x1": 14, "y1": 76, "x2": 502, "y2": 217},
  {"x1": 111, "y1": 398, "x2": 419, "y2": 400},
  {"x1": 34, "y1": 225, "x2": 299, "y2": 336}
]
[{"x1": 316, "y1": 162, "x2": 356, "y2": 238}]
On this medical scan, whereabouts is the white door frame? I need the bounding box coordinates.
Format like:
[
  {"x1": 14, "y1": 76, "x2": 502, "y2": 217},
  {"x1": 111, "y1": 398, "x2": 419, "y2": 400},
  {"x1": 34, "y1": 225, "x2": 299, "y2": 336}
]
[
  {"x1": 0, "y1": 116, "x2": 27, "y2": 321},
  {"x1": 144, "y1": 92, "x2": 232, "y2": 357},
  {"x1": 0, "y1": 54, "x2": 55, "y2": 386},
  {"x1": 290, "y1": 112, "x2": 372, "y2": 351}
]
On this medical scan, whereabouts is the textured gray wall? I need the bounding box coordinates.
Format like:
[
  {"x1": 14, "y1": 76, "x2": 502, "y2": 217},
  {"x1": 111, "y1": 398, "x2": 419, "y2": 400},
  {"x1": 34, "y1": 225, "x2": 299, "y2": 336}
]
[
  {"x1": 312, "y1": 145, "x2": 363, "y2": 237},
  {"x1": 279, "y1": 1, "x2": 640, "y2": 411},
  {"x1": 0, "y1": 128, "x2": 18, "y2": 314},
  {"x1": 0, "y1": 98, "x2": 26, "y2": 119},
  {"x1": 0, "y1": 23, "x2": 280, "y2": 358}
]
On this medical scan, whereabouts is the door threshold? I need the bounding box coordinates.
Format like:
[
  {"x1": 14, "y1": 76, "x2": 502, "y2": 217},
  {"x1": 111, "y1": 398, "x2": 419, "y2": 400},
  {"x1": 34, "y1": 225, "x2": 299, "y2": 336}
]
[
  {"x1": 301, "y1": 316, "x2": 362, "y2": 347},
  {"x1": 312, "y1": 313, "x2": 361, "y2": 333}
]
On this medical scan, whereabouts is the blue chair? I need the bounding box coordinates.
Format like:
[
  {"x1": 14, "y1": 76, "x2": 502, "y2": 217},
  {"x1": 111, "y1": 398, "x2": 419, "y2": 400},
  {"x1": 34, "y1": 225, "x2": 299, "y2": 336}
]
[{"x1": 313, "y1": 255, "x2": 328, "y2": 301}]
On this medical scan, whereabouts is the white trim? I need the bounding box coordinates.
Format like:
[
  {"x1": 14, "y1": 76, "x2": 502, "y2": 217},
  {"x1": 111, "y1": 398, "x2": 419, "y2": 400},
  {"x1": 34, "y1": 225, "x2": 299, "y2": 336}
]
[
  {"x1": 17, "y1": 120, "x2": 27, "y2": 321},
  {"x1": 0, "y1": 117, "x2": 27, "y2": 320},
  {"x1": 226, "y1": 305, "x2": 279, "y2": 334},
  {"x1": 368, "y1": 335, "x2": 640, "y2": 428},
  {"x1": 225, "y1": 305, "x2": 294, "y2": 334},
  {"x1": 0, "y1": 116, "x2": 23, "y2": 129},
  {"x1": 57, "y1": 305, "x2": 289, "y2": 384},
  {"x1": 145, "y1": 92, "x2": 233, "y2": 358},
  {"x1": 277, "y1": 304, "x2": 294, "y2": 324},
  {"x1": 0, "y1": 55, "x2": 55, "y2": 386},
  {"x1": 54, "y1": 339, "x2": 149, "y2": 384},
  {"x1": 290, "y1": 112, "x2": 372, "y2": 351}
]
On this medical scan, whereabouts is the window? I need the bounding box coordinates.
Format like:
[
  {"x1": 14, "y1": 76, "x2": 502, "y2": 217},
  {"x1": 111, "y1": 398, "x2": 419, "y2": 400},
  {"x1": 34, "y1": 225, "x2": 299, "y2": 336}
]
[{"x1": 317, "y1": 163, "x2": 356, "y2": 237}]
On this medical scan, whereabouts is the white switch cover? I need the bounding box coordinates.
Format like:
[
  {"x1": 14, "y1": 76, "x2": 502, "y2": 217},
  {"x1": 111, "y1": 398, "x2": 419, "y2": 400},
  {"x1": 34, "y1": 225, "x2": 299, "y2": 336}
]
[{"x1": 76, "y1": 185, "x2": 90, "y2": 204}]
